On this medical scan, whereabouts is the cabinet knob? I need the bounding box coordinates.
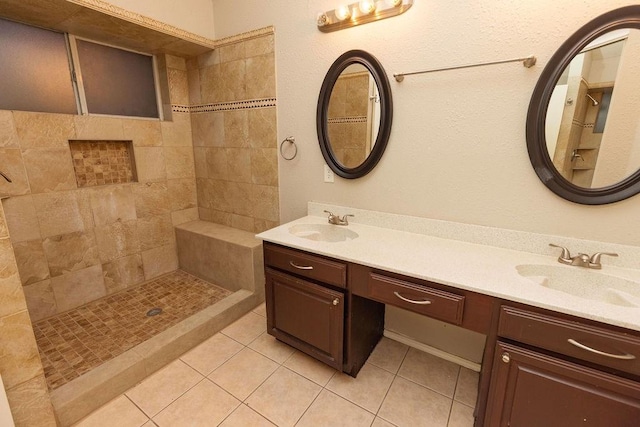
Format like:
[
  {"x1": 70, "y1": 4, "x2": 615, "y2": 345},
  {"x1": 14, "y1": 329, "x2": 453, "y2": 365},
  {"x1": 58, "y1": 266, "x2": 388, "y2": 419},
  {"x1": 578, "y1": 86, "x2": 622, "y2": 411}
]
[
  {"x1": 332, "y1": 298, "x2": 339, "y2": 306},
  {"x1": 501, "y1": 352, "x2": 510, "y2": 364}
]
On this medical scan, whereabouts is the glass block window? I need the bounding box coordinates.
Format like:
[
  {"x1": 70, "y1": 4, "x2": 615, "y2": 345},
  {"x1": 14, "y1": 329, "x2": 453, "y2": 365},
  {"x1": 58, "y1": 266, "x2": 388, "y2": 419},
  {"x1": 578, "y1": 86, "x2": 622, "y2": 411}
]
[{"x1": 69, "y1": 141, "x2": 137, "y2": 188}]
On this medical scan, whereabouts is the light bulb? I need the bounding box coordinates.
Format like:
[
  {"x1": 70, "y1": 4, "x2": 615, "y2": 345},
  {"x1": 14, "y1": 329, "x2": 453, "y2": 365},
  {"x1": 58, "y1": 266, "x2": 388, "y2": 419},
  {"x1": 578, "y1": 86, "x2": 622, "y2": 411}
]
[
  {"x1": 358, "y1": 0, "x2": 376, "y2": 14},
  {"x1": 335, "y1": 5, "x2": 352, "y2": 21},
  {"x1": 387, "y1": 0, "x2": 402, "y2": 6}
]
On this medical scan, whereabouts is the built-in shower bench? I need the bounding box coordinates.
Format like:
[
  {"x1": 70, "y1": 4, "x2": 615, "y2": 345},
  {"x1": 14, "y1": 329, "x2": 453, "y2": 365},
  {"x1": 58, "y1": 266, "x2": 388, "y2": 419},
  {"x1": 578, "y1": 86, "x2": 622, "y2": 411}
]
[{"x1": 175, "y1": 220, "x2": 265, "y2": 295}]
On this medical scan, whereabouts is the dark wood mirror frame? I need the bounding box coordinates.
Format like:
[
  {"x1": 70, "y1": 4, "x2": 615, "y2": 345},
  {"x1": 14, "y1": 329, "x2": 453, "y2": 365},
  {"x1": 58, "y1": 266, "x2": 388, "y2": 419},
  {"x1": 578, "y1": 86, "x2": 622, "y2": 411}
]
[
  {"x1": 317, "y1": 50, "x2": 393, "y2": 179},
  {"x1": 526, "y1": 5, "x2": 640, "y2": 204}
]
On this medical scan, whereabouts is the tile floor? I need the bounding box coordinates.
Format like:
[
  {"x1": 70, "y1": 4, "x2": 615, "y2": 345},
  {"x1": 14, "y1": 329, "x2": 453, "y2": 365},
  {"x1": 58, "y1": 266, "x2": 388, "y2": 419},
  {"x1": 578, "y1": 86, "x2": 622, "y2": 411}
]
[
  {"x1": 34, "y1": 270, "x2": 232, "y2": 390},
  {"x1": 74, "y1": 304, "x2": 478, "y2": 427}
]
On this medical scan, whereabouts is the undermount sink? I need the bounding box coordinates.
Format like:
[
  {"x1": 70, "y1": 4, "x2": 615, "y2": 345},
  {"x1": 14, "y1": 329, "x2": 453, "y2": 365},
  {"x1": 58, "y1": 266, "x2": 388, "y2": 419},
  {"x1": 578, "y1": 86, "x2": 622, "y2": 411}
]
[
  {"x1": 288, "y1": 224, "x2": 359, "y2": 242},
  {"x1": 516, "y1": 264, "x2": 640, "y2": 308}
]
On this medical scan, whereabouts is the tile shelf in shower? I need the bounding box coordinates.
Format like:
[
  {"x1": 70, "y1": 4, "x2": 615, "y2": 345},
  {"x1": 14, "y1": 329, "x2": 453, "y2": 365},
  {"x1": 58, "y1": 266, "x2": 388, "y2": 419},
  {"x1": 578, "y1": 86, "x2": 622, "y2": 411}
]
[{"x1": 69, "y1": 140, "x2": 137, "y2": 188}]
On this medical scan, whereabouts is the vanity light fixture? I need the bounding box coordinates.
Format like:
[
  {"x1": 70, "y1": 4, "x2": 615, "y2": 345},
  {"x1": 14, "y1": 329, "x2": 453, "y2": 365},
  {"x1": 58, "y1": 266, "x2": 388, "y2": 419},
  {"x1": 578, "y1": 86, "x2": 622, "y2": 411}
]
[{"x1": 317, "y1": 0, "x2": 413, "y2": 33}]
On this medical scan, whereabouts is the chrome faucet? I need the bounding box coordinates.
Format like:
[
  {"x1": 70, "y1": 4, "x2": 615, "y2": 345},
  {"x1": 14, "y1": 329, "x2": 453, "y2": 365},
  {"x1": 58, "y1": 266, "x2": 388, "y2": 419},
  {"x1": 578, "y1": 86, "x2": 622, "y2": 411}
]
[
  {"x1": 324, "y1": 210, "x2": 354, "y2": 226},
  {"x1": 549, "y1": 244, "x2": 618, "y2": 269}
]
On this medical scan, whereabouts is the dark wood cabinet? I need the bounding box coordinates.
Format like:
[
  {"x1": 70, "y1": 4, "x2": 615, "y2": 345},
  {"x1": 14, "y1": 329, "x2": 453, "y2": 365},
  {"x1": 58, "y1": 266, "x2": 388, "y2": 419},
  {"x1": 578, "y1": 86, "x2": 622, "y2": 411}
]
[{"x1": 485, "y1": 341, "x2": 640, "y2": 427}]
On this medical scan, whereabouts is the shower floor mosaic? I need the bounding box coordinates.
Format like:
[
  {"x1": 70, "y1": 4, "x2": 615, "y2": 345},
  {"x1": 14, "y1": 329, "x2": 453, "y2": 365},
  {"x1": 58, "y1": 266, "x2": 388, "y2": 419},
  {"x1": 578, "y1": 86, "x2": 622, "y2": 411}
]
[{"x1": 33, "y1": 270, "x2": 233, "y2": 390}]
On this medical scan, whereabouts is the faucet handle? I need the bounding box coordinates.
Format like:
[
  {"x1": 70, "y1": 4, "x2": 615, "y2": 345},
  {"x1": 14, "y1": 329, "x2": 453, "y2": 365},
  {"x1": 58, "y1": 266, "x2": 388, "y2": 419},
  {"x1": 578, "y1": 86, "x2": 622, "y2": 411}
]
[
  {"x1": 323, "y1": 210, "x2": 335, "y2": 217},
  {"x1": 340, "y1": 214, "x2": 354, "y2": 225},
  {"x1": 589, "y1": 252, "x2": 618, "y2": 269},
  {"x1": 549, "y1": 243, "x2": 572, "y2": 262}
]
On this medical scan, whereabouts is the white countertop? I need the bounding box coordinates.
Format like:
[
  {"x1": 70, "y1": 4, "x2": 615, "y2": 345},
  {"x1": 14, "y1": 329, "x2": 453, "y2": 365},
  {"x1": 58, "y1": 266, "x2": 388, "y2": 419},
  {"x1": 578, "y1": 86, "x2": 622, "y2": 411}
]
[{"x1": 257, "y1": 214, "x2": 640, "y2": 332}]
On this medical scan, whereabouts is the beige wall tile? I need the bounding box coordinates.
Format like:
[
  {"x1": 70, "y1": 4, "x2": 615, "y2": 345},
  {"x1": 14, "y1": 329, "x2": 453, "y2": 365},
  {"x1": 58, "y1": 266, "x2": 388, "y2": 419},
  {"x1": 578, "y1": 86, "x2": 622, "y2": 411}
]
[
  {"x1": 191, "y1": 112, "x2": 224, "y2": 147},
  {"x1": 200, "y1": 64, "x2": 222, "y2": 104},
  {"x1": 171, "y1": 208, "x2": 199, "y2": 226},
  {"x1": 164, "y1": 147, "x2": 195, "y2": 179},
  {"x1": 219, "y1": 42, "x2": 245, "y2": 63},
  {"x1": 198, "y1": 50, "x2": 220, "y2": 68},
  {"x1": 251, "y1": 148, "x2": 278, "y2": 186},
  {"x1": 193, "y1": 147, "x2": 207, "y2": 178},
  {"x1": 90, "y1": 185, "x2": 137, "y2": 227},
  {"x1": 0, "y1": 204, "x2": 7, "y2": 238},
  {"x1": 0, "y1": 238, "x2": 28, "y2": 318},
  {"x1": 141, "y1": 243, "x2": 178, "y2": 280},
  {"x1": 161, "y1": 113, "x2": 192, "y2": 147},
  {"x1": 22, "y1": 148, "x2": 77, "y2": 193},
  {"x1": 187, "y1": 67, "x2": 202, "y2": 105},
  {"x1": 74, "y1": 116, "x2": 124, "y2": 140},
  {"x1": 245, "y1": 35, "x2": 274, "y2": 58},
  {"x1": 254, "y1": 219, "x2": 279, "y2": 234},
  {"x1": 50, "y1": 264, "x2": 106, "y2": 312},
  {"x1": 0, "y1": 310, "x2": 44, "y2": 389},
  {"x1": 223, "y1": 110, "x2": 249, "y2": 148},
  {"x1": 168, "y1": 69, "x2": 190, "y2": 105},
  {"x1": 102, "y1": 254, "x2": 144, "y2": 294},
  {"x1": 251, "y1": 185, "x2": 279, "y2": 222},
  {"x1": 43, "y1": 230, "x2": 100, "y2": 277},
  {"x1": 226, "y1": 149, "x2": 251, "y2": 183},
  {"x1": 0, "y1": 148, "x2": 30, "y2": 196},
  {"x1": 167, "y1": 179, "x2": 197, "y2": 211},
  {"x1": 134, "y1": 147, "x2": 167, "y2": 182},
  {"x1": 13, "y1": 111, "x2": 75, "y2": 149},
  {"x1": 22, "y1": 280, "x2": 57, "y2": 322},
  {"x1": 12, "y1": 240, "x2": 50, "y2": 286},
  {"x1": 231, "y1": 182, "x2": 254, "y2": 217},
  {"x1": 5, "y1": 374, "x2": 57, "y2": 427},
  {"x1": 94, "y1": 219, "x2": 140, "y2": 263},
  {"x1": 198, "y1": 208, "x2": 232, "y2": 227},
  {"x1": 196, "y1": 178, "x2": 212, "y2": 210},
  {"x1": 132, "y1": 182, "x2": 170, "y2": 218},
  {"x1": 206, "y1": 148, "x2": 229, "y2": 180},
  {"x1": 123, "y1": 119, "x2": 162, "y2": 147},
  {"x1": 0, "y1": 111, "x2": 19, "y2": 148},
  {"x1": 246, "y1": 54, "x2": 276, "y2": 100},
  {"x1": 231, "y1": 215, "x2": 254, "y2": 232},
  {"x1": 166, "y1": 54, "x2": 187, "y2": 71},
  {"x1": 219, "y1": 60, "x2": 246, "y2": 102},
  {"x1": 138, "y1": 214, "x2": 174, "y2": 251},
  {"x1": 33, "y1": 191, "x2": 91, "y2": 238},
  {"x1": 1, "y1": 196, "x2": 41, "y2": 243},
  {"x1": 248, "y1": 107, "x2": 277, "y2": 149}
]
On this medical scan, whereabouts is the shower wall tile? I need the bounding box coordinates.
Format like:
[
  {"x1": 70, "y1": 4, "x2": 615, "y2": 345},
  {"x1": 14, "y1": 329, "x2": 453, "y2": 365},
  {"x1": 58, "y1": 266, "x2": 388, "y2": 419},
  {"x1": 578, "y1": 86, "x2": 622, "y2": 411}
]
[
  {"x1": 198, "y1": 50, "x2": 220, "y2": 68},
  {"x1": 0, "y1": 148, "x2": 30, "y2": 196},
  {"x1": 164, "y1": 146, "x2": 196, "y2": 179},
  {"x1": 251, "y1": 148, "x2": 278, "y2": 186},
  {"x1": 22, "y1": 280, "x2": 57, "y2": 322},
  {"x1": 248, "y1": 107, "x2": 277, "y2": 148},
  {"x1": 161, "y1": 113, "x2": 192, "y2": 147},
  {"x1": 191, "y1": 111, "x2": 224, "y2": 147},
  {"x1": 12, "y1": 240, "x2": 50, "y2": 286},
  {"x1": 166, "y1": 54, "x2": 187, "y2": 71},
  {"x1": 187, "y1": 67, "x2": 202, "y2": 105},
  {"x1": 141, "y1": 243, "x2": 178, "y2": 280},
  {"x1": 1, "y1": 196, "x2": 41, "y2": 243},
  {"x1": 0, "y1": 203, "x2": 7, "y2": 238},
  {"x1": 0, "y1": 239, "x2": 28, "y2": 318},
  {"x1": 167, "y1": 179, "x2": 197, "y2": 211},
  {"x1": 231, "y1": 214, "x2": 255, "y2": 233},
  {"x1": 223, "y1": 110, "x2": 249, "y2": 148},
  {"x1": 122, "y1": 119, "x2": 163, "y2": 147},
  {"x1": 5, "y1": 374, "x2": 56, "y2": 427},
  {"x1": 219, "y1": 60, "x2": 246, "y2": 102},
  {"x1": 219, "y1": 41, "x2": 245, "y2": 63},
  {"x1": 254, "y1": 219, "x2": 279, "y2": 234},
  {"x1": 90, "y1": 185, "x2": 137, "y2": 226},
  {"x1": 137, "y1": 214, "x2": 174, "y2": 251},
  {"x1": 33, "y1": 191, "x2": 92, "y2": 238},
  {"x1": 171, "y1": 208, "x2": 199, "y2": 226},
  {"x1": 245, "y1": 34, "x2": 274, "y2": 57},
  {"x1": 42, "y1": 230, "x2": 100, "y2": 277},
  {"x1": 246, "y1": 54, "x2": 276, "y2": 99},
  {"x1": 168, "y1": 68, "x2": 190, "y2": 105},
  {"x1": 206, "y1": 148, "x2": 229, "y2": 180},
  {"x1": 102, "y1": 254, "x2": 144, "y2": 294},
  {"x1": 193, "y1": 147, "x2": 208, "y2": 178},
  {"x1": 74, "y1": 116, "x2": 124, "y2": 140},
  {"x1": 200, "y1": 64, "x2": 222, "y2": 104},
  {"x1": 134, "y1": 147, "x2": 167, "y2": 182},
  {"x1": 13, "y1": 111, "x2": 75, "y2": 149},
  {"x1": 252, "y1": 185, "x2": 280, "y2": 222},
  {"x1": 231, "y1": 182, "x2": 254, "y2": 217},
  {"x1": 0, "y1": 310, "x2": 44, "y2": 389},
  {"x1": 0, "y1": 111, "x2": 19, "y2": 148},
  {"x1": 94, "y1": 219, "x2": 140, "y2": 263},
  {"x1": 226, "y1": 148, "x2": 252, "y2": 183},
  {"x1": 51, "y1": 264, "x2": 106, "y2": 312},
  {"x1": 22, "y1": 148, "x2": 77, "y2": 193},
  {"x1": 133, "y1": 182, "x2": 171, "y2": 218}
]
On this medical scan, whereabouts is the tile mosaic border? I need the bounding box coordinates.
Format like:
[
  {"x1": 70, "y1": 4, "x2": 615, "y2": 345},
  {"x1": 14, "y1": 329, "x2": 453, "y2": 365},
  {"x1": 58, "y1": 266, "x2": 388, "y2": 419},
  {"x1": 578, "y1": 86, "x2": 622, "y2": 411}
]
[
  {"x1": 173, "y1": 98, "x2": 277, "y2": 114},
  {"x1": 328, "y1": 116, "x2": 368, "y2": 124}
]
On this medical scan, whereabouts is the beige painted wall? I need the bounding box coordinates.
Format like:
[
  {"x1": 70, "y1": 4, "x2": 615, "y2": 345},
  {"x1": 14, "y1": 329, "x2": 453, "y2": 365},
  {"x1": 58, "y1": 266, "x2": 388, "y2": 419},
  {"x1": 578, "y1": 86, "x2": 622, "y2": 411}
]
[{"x1": 211, "y1": 0, "x2": 640, "y2": 246}]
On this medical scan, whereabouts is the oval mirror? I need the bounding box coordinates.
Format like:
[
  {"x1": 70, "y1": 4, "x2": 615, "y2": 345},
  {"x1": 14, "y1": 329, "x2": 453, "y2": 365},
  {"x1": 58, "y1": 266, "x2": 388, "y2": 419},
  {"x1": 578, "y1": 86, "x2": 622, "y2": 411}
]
[
  {"x1": 527, "y1": 6, "x2": 640, "y2": 204},
  {"x1": 317, "y1": 50, "x2": 393, "y2": 179}
]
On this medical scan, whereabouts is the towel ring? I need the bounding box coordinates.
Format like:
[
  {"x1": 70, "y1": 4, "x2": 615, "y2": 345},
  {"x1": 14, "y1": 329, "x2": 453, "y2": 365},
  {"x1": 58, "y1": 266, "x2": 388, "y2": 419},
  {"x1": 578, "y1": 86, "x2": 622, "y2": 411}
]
[{"x1": 280, "y1": 136, "x2": 298, "y2": 160}]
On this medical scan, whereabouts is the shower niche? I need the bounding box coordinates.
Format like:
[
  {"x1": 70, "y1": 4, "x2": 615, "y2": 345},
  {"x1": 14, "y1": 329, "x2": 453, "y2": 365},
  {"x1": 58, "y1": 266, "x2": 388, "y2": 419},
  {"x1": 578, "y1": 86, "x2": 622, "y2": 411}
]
[{"x1": 69, "y1": 140, "x2": 138, "y2": 188}]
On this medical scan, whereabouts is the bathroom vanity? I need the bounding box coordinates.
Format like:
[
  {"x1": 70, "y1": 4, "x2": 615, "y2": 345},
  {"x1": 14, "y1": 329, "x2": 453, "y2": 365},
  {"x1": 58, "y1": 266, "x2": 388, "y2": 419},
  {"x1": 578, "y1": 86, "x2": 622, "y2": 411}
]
[{"x1": 258, "y1": 205, "x2": 640, "y2": 426}]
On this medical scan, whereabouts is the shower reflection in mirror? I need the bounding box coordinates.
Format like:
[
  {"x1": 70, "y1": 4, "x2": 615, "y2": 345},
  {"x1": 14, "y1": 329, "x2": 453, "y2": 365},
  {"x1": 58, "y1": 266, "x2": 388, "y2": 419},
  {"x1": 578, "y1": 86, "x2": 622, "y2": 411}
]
[
  {"x1": 326, "y1": 64, "x2": 381, "y2": 168},
  {"x1": 545, "y1": 29, "x2": 640, "y2": 188}
]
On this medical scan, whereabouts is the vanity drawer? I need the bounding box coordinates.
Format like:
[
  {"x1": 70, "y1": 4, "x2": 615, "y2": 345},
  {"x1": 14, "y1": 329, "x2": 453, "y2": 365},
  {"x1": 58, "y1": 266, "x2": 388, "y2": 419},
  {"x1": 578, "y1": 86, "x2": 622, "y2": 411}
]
[
  {"x1": 264, "y1": 243, "x2": 347, "y2": 288},
  {"x1": 499, "y1": 306, "x2": 640, "y2": 376},
  {"x1": 367, "y1": 273, "x2": 465, "y2": 324}
]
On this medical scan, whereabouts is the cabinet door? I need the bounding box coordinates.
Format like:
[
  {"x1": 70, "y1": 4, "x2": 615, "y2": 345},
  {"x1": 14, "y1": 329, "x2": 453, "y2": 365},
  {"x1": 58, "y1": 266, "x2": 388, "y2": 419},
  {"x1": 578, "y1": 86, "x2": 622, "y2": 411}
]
[
  {"x1": 485, "y1": 341, "x2": 640, "y2": 427},
  {"x1": 265, "y1": 268, "x2": 344, "y2": 370}
]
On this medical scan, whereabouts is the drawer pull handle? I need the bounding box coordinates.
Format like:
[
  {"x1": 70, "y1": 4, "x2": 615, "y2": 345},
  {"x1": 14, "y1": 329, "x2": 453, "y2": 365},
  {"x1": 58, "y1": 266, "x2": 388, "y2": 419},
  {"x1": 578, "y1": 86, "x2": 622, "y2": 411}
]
[
  {"x1": 394, "y1": 291, "x2": 432, "y2": 305},
  {"x1": 290, "y1": 261, "x2": 314, "y2": 270},
  {"x1": 332, "y1": 298, "x2": 339, "y2": 306},
  {"x1": 567, "y1": 339, "x2": 636, "y2": 360}
]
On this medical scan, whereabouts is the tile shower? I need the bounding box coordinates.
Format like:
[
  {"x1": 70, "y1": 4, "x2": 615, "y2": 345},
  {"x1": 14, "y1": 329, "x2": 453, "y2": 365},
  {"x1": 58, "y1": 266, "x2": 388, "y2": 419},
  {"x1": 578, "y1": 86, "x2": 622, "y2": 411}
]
[{"x1": 0, "y1": 27, "x2": 277, "y2": 426}]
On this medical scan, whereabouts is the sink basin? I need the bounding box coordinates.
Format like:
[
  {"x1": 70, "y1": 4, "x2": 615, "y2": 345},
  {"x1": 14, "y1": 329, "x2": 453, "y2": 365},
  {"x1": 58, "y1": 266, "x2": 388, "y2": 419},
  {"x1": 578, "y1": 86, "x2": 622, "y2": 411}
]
[
  {"x1": 288, "y1": 224, "x2": 358, "y2": 242},
  {"x1": 516, "y1": 264, "x2": 640, "y2": 307}
]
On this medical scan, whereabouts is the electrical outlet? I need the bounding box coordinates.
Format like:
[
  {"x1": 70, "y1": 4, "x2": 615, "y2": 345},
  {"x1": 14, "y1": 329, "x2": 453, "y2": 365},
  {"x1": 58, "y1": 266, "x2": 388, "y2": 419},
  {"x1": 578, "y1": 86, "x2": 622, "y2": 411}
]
[{"x1": 324, "y1": 164, "x2": 335, "y2": 183}]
